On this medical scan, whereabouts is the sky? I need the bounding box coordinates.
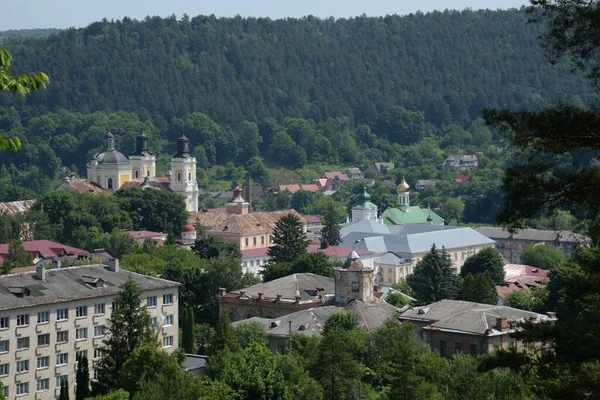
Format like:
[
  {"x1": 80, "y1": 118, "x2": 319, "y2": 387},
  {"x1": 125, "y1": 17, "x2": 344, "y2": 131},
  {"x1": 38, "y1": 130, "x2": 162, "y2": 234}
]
[{"x1": 4, "y1": 0, "x2": 528, "y2": 31}]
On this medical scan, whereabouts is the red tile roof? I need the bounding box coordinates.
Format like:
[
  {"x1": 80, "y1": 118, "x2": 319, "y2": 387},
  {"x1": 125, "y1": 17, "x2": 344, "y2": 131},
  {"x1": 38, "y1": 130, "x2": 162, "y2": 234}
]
[
  {"x1": 0, "y1": 200, "x2": 36, "y2": 215},
  {"x1": 302, "y1": 215, "x2": 322, "y2": 224},
  {"x1": 278, "y1": 184, "x2": 320, "y2": 194},
  {"x1": 126, "y1": 230, "x2": 165, "y2": 240},
  {"x1": 0, "y1": 240, "x2": 89, "y2": 264},
  {"x1": 191, "y1": 209, "x2": 306, "y2": 235},
  {"x1": 307, "y1": 244, "x2": 373, "y2": 259},
  {"x1": 454, "y1": 174, "x2": 472, "y2": 183},
  {"x1": 58, "y1": 179, "x2": 112, "y2": 195},
  {"x1": 323, "y1": 172, "x2": 349, "y2": 182},
  {"x1": 241, "y1": 247, "x2": 270, "y2": 258}
]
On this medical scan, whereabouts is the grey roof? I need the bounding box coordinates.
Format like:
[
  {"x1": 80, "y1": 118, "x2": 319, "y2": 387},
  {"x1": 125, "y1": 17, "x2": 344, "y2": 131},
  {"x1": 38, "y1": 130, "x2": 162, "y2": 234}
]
[
  {"x1": 347, "y1": 168, "x2": 362, "y2": 174},
  {"x1": 416, "y1": 180, "x2": 436, "y2": 186},
  {"x1": 183, "y1": 355, "x2": 208, "y2": 372},
  {"x1": 233, "y1": 298, "x2": 400, "y2": 337},
  {"x1": 95, "y1": 149, "x2": 130, "y2": 165},
  {"x1": 231, "y1": 273, "x2": 335, "y2": 301},
  {"x1": 340, "y1": 222, "x2": 495, "y2": 256},
  {"x1": 378, "y1": 252, "x2": 408, "y2": 266},
  {"x1": 0, "y1": 265, "x2": 180, "y2": 311},
  {"x1": 474, "y1": 227, "x2": 590, "y2": 244},
  {"x1": 400, "y1": 299, "x2": 552, "y2": 336}
]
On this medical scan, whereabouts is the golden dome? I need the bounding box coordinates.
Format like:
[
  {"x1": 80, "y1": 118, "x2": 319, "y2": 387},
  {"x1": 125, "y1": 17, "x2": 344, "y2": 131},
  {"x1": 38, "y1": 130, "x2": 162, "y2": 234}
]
[{"x1": 397, "y1": 177, "x2": 410, "y2": 193}]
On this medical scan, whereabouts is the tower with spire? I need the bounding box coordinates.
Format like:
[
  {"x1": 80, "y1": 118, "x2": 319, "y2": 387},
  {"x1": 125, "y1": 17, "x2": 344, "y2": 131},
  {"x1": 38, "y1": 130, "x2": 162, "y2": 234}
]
[
  {"x1": 351, "y1": 187, "x2": 379, "y2": 223},
  {"x1": 169, "y1": 135, "x2": 199, "y2": 212},
  {"x1": 397, "y1": 177, "x2": 410, "y2": 211},
  {"x1": 129, "y1": 132, "x2": 156, "y2": 179}
]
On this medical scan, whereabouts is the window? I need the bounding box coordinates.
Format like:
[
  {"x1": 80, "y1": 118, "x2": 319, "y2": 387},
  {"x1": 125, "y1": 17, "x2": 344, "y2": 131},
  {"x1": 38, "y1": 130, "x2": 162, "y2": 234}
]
[
  {"x1": 151, "y1": 317, "x2": 158, "y2": 329},
  {"x1": 261, "y1": 236, "x2": 265, "y2": 245},
  {"x1": 455, "y1": 342, "x2": 463, "y2": 354},
  {"x1": 93, "y1": 368, "x2": 98, "y2": 380},
  {"x1": 111, "y1": 301, "x2": 117, "y2": 309},
  {"x1": 56, "y1": 353, "x2": 68, "y2": 366},
  {"x1": 2, "y1": 386, "x2": 7, "y2": 398},
  {"x1": 164, "y1": 315, "x2": 173, "y2": 326},
  {"x1": 36, "y1": 378, "x2": 49, "y2": 392},
  {"x1": 0, "y1": 340, "x2": 8, "y2": 353},
  {"x1": 76, "y1": 328, "x2": 88, "y2": 340},
  {"x1": 188, "y1": 172, "x2": 191, "y2": 181},
  {"x1": 439, "y1": 340, "x2": 446, "y2": 357},
  {"x1": 0, "y1": 364, "x2": 8, "y2": 377},
  {"x1": 388, "y1": 268, "x2": 392, "y2": 273},
  {"x1": 107, "y1": 177, "x2": 113, "y2": 190},
  {"x1": 135, "y1": 170, "x2": 139, "y2": 178},
  {"x1": 37, "y1": 311, "x2": 49, "y2": 324},
  {"x1": 16, "y1": 314, "x2": 29, "y2": 326},
  {"x1": 253, "y1": 237, "x2": 257, "y2": 246},
  {"x1": 37, "y1": 333, "x2": 50, "y2": 346},
  {"x1": 147, "y1": 296, "x2": 157, "y2": 308},
  {"x1": 250, "y1": 260, "x2": 254, "y2": 267},
  {"x1": 76, "y1": 350, "x2": 88, "y2": 360},
  {"x1": 470, "y1": 344, "x2": 478, "y2": 355},
  {"x1": 163, "y1": 294, "x2": 173, "y2": 305},
  {"x1": 76, "y1": 306, "x2": 88, "y2": 318},
  {"x1": 16, "y1": 360, "x2": 29, "y2": 373},
  {"x1": 37, "y1": 356, "x2": 49, "y2": 369},
  {"x1": 57, "y1": 308, "x2": 68, "y2": 321},
  {"x1": 245, "y1": 238, "x2": 249, "y2": 247},
  {"x1": 177, "y1": 172, "x2": 181, "y2": 182},
  {"x1": 94, "y1": 303, "x2": 105, "y2": 315},
  {"x1": 17, "y1": 337, "x2": 29, "y2": 350},
  {"x1": 94, "y1": 348, "x2": 104, "y2": 359},
  {"x1": 351, "y1": 281, "x2": 359, "y2": 292},
  {"x1": 162, "y1": 336, "x2": 173, "y2": 348},
  {"x1": 16, "y1": 382, "x2": 28, "y2": 396},
  {"x1": 0, "y1": 316, "x2": 8, "y2": 329},
  {"x1": 94, "y1": 325, "x2": 105, "y2": 337},
  {"x1": 56, "y1": 375, "x2": 67, "y2": 387},
  {"x1": 57, "y1": 331, "x2": 68, "y2": 343}
]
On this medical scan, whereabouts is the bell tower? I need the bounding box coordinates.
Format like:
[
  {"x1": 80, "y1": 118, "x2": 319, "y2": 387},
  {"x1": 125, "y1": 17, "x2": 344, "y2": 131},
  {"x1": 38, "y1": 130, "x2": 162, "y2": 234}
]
[
  {"x1": 129, "y1": 132, "x2": 156, "y2": 179},
  {"x1": 169, "y1": 135, "x2": 199, "y2": 212},
  {"x1": 397, "y1": 177, "x2": 410, "y2": 211}
]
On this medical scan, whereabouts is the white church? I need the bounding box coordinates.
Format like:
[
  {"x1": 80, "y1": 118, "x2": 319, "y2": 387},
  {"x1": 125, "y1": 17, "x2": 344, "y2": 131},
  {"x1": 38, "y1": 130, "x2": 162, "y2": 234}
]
[{"x1": 61, "y1": 131, "x2": 199, "y2": 212}]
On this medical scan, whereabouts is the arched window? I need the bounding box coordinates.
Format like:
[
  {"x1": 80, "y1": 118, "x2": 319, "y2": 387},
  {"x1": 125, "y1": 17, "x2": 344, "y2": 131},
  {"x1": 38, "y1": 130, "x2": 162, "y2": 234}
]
[
  {"x1": 177, "y1": 172, "x2": 181, "y2": 182},
  {"x1": 188, "y1": 172, "x2": 191, "y2": 181},
  {"x1": 107, "y1": 178, "x2": 113, "y2": 190},
  {"x1": 135, "y1": 170, "x2": 139, "y2": 178},
  {"x1": 147, "y1": 169, "x2": 150, "y2": 177}
]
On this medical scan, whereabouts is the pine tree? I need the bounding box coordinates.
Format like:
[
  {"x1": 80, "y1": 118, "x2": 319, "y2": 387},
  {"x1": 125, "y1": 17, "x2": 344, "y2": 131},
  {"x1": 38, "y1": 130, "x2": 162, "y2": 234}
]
[
  {"x1": 59, "y1": 379, "x2": 69, "y2": 400},
  {"x1": 211, "y1": 310, "x2": 240, "y2": 353},
  {"x1": 267, "y1": 213, "x2": 308, "y2": 263},
  {"x1": 181, "y1": 307, "x2": 197, "y2": 354},
  {"x1": 321, "y1": 202, "x2": 342, "y2": 246},
  {"x1": 93, "y1": 280, "x2": 157, "y2": 394},
  {"x1": 406, "y1": 244, "x2": 460, "y2": 303},
  {"x1": 75, "y1": 354, "x2": 90, "y2": 400}
]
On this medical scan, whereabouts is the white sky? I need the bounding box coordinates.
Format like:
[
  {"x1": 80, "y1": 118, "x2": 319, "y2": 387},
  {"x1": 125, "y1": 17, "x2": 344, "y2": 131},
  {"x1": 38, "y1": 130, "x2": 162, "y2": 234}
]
[{"x1": 4, "y1": 0, "x2": 528, "y2": 30}]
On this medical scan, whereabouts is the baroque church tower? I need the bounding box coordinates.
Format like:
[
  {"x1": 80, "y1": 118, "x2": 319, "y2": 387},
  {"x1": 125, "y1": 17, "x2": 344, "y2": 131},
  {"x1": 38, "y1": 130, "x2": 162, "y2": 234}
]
[
  {"x1": 129, "y1": 132, "x2": 156, "y2": 179},
  {"x1": 169, "y1": 135, "x2": 199, "y2": 212}
]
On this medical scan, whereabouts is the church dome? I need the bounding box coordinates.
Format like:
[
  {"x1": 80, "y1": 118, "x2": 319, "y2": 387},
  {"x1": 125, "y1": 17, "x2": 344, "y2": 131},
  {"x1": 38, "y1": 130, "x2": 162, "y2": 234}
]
[
  {"x1": 397, "y1": 177, "x2": 410, "y2": 193},
  {"x1": 182, "y1": 224, "x2": 196, "y2": 233},
  {"x1": 95, "y1": 149, "x2": 130, "y2": 165}
]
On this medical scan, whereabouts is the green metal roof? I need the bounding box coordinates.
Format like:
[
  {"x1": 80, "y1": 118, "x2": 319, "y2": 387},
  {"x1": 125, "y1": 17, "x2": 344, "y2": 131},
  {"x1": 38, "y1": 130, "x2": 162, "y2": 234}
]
[{"x1": 382, "y1": 206, "x2": 444, "y2": 225}]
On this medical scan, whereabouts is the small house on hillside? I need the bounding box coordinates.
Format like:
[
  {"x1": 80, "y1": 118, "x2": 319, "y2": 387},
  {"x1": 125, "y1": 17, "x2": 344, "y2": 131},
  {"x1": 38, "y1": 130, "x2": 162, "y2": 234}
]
[
  {"x1": 443, "y1": 155, "x2": 479, "y2": 170},
  {"x1": 346, "y1": 168, "x2": 364, "y2": 179},
  {"x1": 374, "y1": 162, "x2": 394, "y2": 173}
]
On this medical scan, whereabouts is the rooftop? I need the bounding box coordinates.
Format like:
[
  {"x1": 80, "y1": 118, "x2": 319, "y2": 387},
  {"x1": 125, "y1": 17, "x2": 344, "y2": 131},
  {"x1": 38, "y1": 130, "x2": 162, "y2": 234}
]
[
  {"x1": 0, "y1": 200, "x2": 36, "y2": 215},
  {"x1": 383, "y1": 206, "x2": 444, "y2": 225},
  {"x1": 474, "y1": 227, "x2": 591, "y2": 244},
  {"x1": 0, "y1": 264, "x2": 180, "y2": 311},
  {"x1": 228, "y1": 273, "x2": 335, "y2": 301},
  {"x1": 0, "y1": 240, "x2": 90, "y2": 265},
  {"x1": 191, "y1": 209, "x2": 306, "y2": 235},
  {"x1": 278, "y1": 184, "x2": 320, "y2": 194}
]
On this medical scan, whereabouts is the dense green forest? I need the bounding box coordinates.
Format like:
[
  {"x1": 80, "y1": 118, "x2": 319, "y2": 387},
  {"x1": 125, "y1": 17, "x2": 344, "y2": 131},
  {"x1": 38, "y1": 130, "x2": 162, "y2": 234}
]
[{"x1": 0, "y1": 29, "x2": 58, "y2": 39}]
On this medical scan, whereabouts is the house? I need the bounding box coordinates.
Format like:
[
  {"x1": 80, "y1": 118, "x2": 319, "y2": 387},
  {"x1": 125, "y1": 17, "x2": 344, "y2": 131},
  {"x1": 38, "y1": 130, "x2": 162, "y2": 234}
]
[
  {"x1": 312, "y1": 178, "x2": 334, "y2": 193},
  {"x1": 57, "y1": 177, "x2": 111, "y2": 195},
  {"x1": 399, "y1": 300, "x2": 555, "y2": 357},
  {"x1": 0, "y1": 200, "x2": 36, "y2": 215},
  {"x1": 454, "y1": 174, "x2": 472, "y2": 184},
  {"x1": 0, "y1": 240, "x2": 90, "y2": 266},
  {"x1": 374, "y1": 163, "x2": 394, "y2": 173},
  {"x1": 0, "y1": 260, "x2": 180, "y2": 399},
  {"x1": 415, "y1": 180, "x2": 436, "y2": 190},
  {"x1": 307, "y1": 241, "x2": 375, "y2": 269},
  {"x1": 126, "y1": 230, "x2": 167, "y2": 245},
  {"x1": 474, "y1": 227, "x2": 590, "y2": 263},
  {"x1": 496, "y1": 264, "x2": 549, "y2": 305},
  {"x1": 443, "y1": 154, "x2": 479, "y2": 170},
  {"x1": 322, "y1": 172, "x2": 349, "y2": 187},
  {"x1": 230, "y1": 252, "x2": 400, "y2": 353},
  {"x1": 381, "y1": 178, "x2": 444, "y2": 226},
  {"x1": 277, "y1": 184, "x2": 320, "y2": 194},
  {"x1": 345, "y1": 168, "x2": 364, "y2": 180},
  {"x1": 339, "y1": 220, "x2": 495, "y2": 281},
  {"x1": 302, "y1": 215, "x2": 322, "y2": 227}
]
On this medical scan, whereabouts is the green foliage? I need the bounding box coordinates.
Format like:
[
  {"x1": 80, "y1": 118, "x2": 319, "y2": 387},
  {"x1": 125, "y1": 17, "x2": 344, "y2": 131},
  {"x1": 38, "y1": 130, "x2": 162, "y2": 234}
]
[
  {"x1": 320, "y1": 201, "x2": 343, "y2": 246},
  {"x1": 323, "y1": 311, "x2": 361, "y2": 335},
  {"x1": 376, "y1": 106, "x2": 425, "y2": 145},
  {"x1": 384, "y1": 292, "x2": 408, "y2": 308},
  {"x1": 192, "y1": 233, "x2": 241, "y2": 259},
  {"x1": 59, "y1": 378, "x2": 70, "y2": 400},
  {"x1": 1, "y1": 239, "x2": 33, "y2": 273},
  {"x1": 519, "y1": 244, "x2": 566, "y2": 270},
  {"x1": 261, "y1": 262, "x2": 292, "y2": 282},
  {"x1": 267, "y1": 213, "x2": 309, "y2": 263},
  {"x1": 212, "y1": 311, "x2": 240, "y2": 353},
  {"x1": 86, "y1": 389, "x2": 130, "y2": 400},
  {"x1": 406, "y1": 244, "x2": 460, "y2": 303},
  {"x1": 460, "y1": 247, "x2": 505, "y2": 284},
  {"x1": 503, "y1": 286, "x2": 549, "y2": 313},
  {"x1": 234, "y1": 320, "x2": 268, "y2": 349},
  {"x1": 262, "y1": 252, "x2": 339, "y2": 282},
  {"x1": 459, "y1": 272, "x2": 498, "y2": 305},
  {"x1": 75, "y1": 354, "x2": 91, "y2": 400},
  {"x1": 181, "y1": 307, "x2": 197, "y2": 354}
]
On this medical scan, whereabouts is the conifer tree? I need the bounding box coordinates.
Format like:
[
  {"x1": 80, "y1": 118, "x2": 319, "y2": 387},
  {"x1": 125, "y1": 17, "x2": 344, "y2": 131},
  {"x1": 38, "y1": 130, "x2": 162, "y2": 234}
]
[
  {"x1": 321, "y1": 202, "x2": 342, "y2": 246},
  {"x1": 75, "y1": 354, "x2": 91, "y2": 400},
  {"x1": 181, "y1": 307, "x2": 197, "y2": 354},
  {"x1": 267, "y1": 213, "x2": 308, "y2": 263},
  {"x1": 211, "y1": 310, "x2": 240, "y2": 353},
  {"x1": 406, "y1": 244, "x2": 460, "y2": 303},
  {"x1": 459, "y1": 271, "x2": 498, "y2": 305},
  {"x1": 59, "y1": 379, "x2": 69, "y2": 400}
]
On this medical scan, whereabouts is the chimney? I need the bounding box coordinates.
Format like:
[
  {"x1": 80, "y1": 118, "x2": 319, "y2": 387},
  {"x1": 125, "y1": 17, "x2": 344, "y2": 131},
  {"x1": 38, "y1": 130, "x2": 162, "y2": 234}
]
[
  {"x1": 245, "y1": 173, "x2": 252, "y2": 211},
  {"x1": 320, "y1": 239, "x2": 329, "y2": 249},
  {"x1": 239, "y1": 290, "x2": 246, "y2": 298},
  {"x1": 36, "y1": 265, "x2": 46, "y2": 282},
  {"x1": 51, "y1": 259, "x2": 61, "y2": 269},
  {"x1": 276, "y1": 294, "x2": 283, "y2": 302},
  {"x1": 107, "y1": 258, "x2": 119, "y2": 272},
  {"x1": 219, "y1": 288, "x2": 227, "y2": 297},
  {"x1": 495, "y1": 317, "x2": 509, "y2": 332},
  {"x1": 295, "y1": 295, "x2": 302, "y2": 304},
  {"x1": 258, "y1": 292, "x2": 264, "y2": 300}
]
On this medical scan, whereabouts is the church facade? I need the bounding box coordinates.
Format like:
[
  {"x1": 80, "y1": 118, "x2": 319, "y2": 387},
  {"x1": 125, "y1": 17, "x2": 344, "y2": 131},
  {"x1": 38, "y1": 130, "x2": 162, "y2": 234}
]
[{"x1": 83, "y1": 131, "x2": 199, "y2": 212}]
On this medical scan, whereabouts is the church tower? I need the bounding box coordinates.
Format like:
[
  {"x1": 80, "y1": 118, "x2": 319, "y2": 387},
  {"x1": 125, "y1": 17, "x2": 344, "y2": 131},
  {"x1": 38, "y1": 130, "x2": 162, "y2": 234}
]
[
  {"x1": 397, "y1": 177, "x2": 410, "y2": 211},
  {"x1": 351, "y1": 188, "x2": 378, "y2": 223},
  {"x1": 86, "y1": 131, "x2": 131, "y2": 191},
  {"x1": 334, "y1": 251, "x2": 375, "y2": 304},
  {"x1": 129, "y1": 132, "x2": 156, "y2": 179},
  {"x1": 169, "y1": 135, "x2": 199, "y2": 212}
]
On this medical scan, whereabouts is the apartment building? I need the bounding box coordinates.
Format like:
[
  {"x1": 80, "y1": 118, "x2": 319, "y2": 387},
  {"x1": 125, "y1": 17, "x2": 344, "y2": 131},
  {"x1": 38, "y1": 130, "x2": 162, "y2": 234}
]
[{"x1": 0, "y1": 260, "x2": 180, "y2": 400}]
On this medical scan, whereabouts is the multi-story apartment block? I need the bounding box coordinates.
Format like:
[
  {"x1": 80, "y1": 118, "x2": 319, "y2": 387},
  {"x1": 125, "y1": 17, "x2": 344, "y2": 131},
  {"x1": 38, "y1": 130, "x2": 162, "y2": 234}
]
[{"x1": 0, "y1": 259, "x2": 180, "y2": 400}]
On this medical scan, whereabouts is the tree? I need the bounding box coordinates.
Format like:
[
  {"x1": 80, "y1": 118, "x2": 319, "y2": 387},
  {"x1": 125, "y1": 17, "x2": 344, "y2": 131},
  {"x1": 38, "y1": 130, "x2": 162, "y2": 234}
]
[
  {"x1": 86, "y1": 389, "x2": 130, "y2": 400},
  {"x1": 385, "y1": 292, "x2": 408, "y2": 308},
  {"x1": 503, "y1": 286, "x2": 549, "y2": 313},
  {"x1": 406, "y1": 245, "x2": 460, "y2": 303},
  {"x1": 376, "y1": 106, "x2": 425, "y2": 145},
  {"x1": 211, "y1": 311, "x2": 240, "y2": 353},
  {"x1": 59, "y1": 378, "x2": 70, "y2": 400},
  {"x1": 519, "y1": 244, "x2": 566, "y2": 270},
  {"x1": 261, "y1": 262, "x2": 292, "y2": 282},
  {"x1": 192, "y1": 234, "x2": 241, "y2": 259},
  {"x1": 181, "y1": 307, "x2": 197, "y2": 354},
  {"x1": 1, "y1": 239, "x2": 33, "y2": 274},
  {"x1": 320, "y1": 201, "x2": 343, "y2": 246},
  {"x1": 290, "y1": 190, "x2": 314, "y2": 214},
  {"x1": 460, "y1": 247, "x2": 505, "y2": 284},
  {"x1": 267, "y1": 213, "x2": 309, "y2": 263},
  {"x1": 93, "y1": 280, "x2": 157, "y2": 394},
  {"x1": 234, "y1": 320, "x2": 268, "y2": 349},
  {"x1": 0, "y1": 49, "x2": 48, "y2": 152},
  {"x1": 290, "y1": 252, "x2": 339, "y2": 278},
  {"x1": 459, "y1": 272, "x2": 498, "y2": 305},
  {"x1": 442, "y1": 198, "x2": 465, "y2": 222},
  {"x1": 76, "y1": 354, "x2": 91, "y2": 400}
]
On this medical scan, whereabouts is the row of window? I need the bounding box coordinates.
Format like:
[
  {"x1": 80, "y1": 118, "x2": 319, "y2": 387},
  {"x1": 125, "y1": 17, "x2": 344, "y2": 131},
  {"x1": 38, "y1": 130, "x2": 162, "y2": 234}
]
[
  {"x1": 244, "y1": 236, "x2": 268, "y2": 247},
  {"x1": 242, "y1": 259, "x2": 268, "y2": 268},
  {"x1": 3, "y1": 375, "x2": 71, "y2": 397},
  {"x1": 438, "y1": 341, "x2": 478, "y2": 357},
  {"x1": 0, "y1": 326, "x2": 106, "y2": 353},
  {"x1": 0, "y1": 294, "x2": 173, "y2": 329}
]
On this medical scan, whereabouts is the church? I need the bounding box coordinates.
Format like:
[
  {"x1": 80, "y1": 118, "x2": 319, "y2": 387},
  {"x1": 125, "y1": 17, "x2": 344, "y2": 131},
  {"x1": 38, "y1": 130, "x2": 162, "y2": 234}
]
[
  {"x1": 60, "y1": 131, "x2": 199, "y2": 212},
  {"x1": 381, "y1": 178, "x2": 443, "y2": 225}
]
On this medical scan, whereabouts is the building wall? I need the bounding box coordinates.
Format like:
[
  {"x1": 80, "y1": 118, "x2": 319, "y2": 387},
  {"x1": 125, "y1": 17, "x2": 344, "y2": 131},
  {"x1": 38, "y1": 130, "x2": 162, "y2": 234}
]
[
  {"x1": 0, "y1": 287, "x2": 178, "y2": 400},
  {"x1": 219, "y1": 297, "x2": 323, "y2": 322},
  {"x1": 495, "y1": 239, "x2": 579, "y2": 264},
  {"x1": 241, "y1": 256, "x2": 268, "y2": 276},
  {"x1": 396, "y1": 243, "x2": 494, "y2": 276},
  {"x1": 334, "y1": 269, "x2": 374, "y2": 304}
]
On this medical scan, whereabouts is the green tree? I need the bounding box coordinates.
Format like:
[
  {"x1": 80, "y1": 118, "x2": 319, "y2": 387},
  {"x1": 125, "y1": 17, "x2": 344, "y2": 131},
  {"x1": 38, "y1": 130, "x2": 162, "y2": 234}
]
[
  {"x1": 76, "y1": 354, "x2": 91, "y2": 400},
  {"x1": 267, "y1": 213, "x2": 309, "y2": 263},
  {"x1": 1, "y1": 239, "x2": 33, "y2": 273},
  {"x1": 442, "y1": 198, "x2": 465, "y2": 222},
  {"x1": 93, "y1": 280, "x2": 157, "y2": 394},
  {"x1": 86, "y1": 389, "x2": 130, "y2": 400},
  {"x1": 192, "y1": 234, "x2": 241, "y2": 259},
  {"x1": 376, "y1": 106, "x2": 425, "y2": 145},
  {"x1": 59, "y1": 378, "x2": 70, "y2": 400},
  {"x1": 406, "y1": 245, "x2": 460, "y2": 303},
  {"x1": 385, "y1": 292, "x2": 408, "y2": 308},
  {"x1": 503, "y1": 285, "x2": 549, "y2": 313},
  {"x1": 234, "y1": 320, "x2": 268, "y2": 349},
  {"x1": 290, "y1": 252, "x2": 339, "y2": 278},
  {"x1": 459, "y1": 272, "x2": 498, "y2": 305},
  {"x1": 212, "y1": 311, "x2": 240, "y2": 353},
  {"x1": 320, "y1": 201, "x2": 343, "y2": 246},
  {"x1": 181, "y1": 307, "x2": 197, "y2": 354},
  {"x1": 519, "y1": 244, "x2": 566, "y2": 270},
  {"x1": 290, "y1": 190, "x2": 315, "y2": 214},
  {"x1": 0, "y1": 49, "x2": 48, "y2": 152},
  {"x1": 460, "y1": 247, "x2": 505, "y2": 284}
]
